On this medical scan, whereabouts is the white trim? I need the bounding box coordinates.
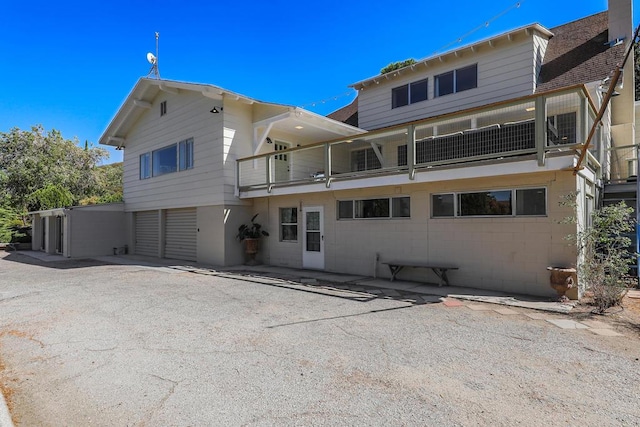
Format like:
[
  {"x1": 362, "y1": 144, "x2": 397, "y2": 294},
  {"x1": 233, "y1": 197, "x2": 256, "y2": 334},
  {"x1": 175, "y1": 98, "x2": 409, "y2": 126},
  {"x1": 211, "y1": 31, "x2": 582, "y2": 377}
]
[{"x1": 239, "y1": 156, "x2": 575, "y2": 199}]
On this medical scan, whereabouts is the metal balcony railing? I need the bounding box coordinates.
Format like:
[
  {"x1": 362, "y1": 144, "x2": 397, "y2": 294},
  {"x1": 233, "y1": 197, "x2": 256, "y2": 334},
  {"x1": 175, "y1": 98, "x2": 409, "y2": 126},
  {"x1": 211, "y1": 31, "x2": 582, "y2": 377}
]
[{"x1": 237, "y1": 86, "x2": 599, "y2": 193}]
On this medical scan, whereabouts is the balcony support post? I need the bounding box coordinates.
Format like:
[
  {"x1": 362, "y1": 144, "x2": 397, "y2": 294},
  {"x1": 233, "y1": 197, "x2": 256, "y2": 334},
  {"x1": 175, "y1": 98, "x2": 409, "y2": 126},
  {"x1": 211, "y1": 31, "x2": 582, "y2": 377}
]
[
  {"x1": 535, "y1": 95, "x2": 547, "y2": 166},
  {"x1": 407, "y1": 125, "x2": 416, "y2": 180},
  {"x1": 266, "y1": 155, "x2": 272, "y2": 193},
  {"x1": 324, "y1": 143, "x2": 332, "y2": 188}
]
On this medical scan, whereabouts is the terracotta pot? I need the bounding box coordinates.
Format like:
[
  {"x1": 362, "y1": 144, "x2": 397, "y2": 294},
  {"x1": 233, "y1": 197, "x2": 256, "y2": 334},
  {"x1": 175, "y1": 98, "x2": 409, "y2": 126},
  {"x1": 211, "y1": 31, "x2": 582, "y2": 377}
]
[
  {"x1": 244, "y1": 238, "x2": 259, "y2": 255},
  {"x1": 547, "y1": 267, "x2": 577, "y2": 300}
]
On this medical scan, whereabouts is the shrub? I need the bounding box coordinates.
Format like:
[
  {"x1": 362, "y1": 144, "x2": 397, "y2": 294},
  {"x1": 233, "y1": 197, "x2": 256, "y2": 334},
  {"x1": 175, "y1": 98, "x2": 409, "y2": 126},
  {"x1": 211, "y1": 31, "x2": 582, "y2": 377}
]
[{"x1": 578, "y1": 202, "x2": 636, "y2": 313}]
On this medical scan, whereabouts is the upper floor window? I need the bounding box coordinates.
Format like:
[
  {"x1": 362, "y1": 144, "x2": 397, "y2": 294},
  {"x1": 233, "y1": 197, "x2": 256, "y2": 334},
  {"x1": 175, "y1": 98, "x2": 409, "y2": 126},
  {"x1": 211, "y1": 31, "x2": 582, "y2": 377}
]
[
  {"x1": 179, "y1": 138, "x2": 194, "y2": 170},
  {"x1": 140, "y1": 153, "x2": 151, "y2": 180},
  {"x1": 160, "y1": 101, "x2": 167, "y2": 116},
  {"x1": 435, "y1": 64, "x2": 477, "y2": 97},
  {"x1": 153, "y1": 145, "x2": 178, "y2": 176},
  {"x1": 392, "y1": 79, "x2": 428, "y2": 109},
  {"x1": 139, "y1": 137, "x2": 194, "y2": 179}
]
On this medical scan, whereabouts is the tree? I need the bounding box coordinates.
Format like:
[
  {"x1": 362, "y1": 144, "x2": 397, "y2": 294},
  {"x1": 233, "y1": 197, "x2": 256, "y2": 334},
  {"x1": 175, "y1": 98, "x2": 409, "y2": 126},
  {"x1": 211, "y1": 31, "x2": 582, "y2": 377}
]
[
  {"x1": 0, "y1": 125, "x2": 109, "y2": 217},
  {"x1": 380, "y1": 58, "x2": 417, "y2": 75}
]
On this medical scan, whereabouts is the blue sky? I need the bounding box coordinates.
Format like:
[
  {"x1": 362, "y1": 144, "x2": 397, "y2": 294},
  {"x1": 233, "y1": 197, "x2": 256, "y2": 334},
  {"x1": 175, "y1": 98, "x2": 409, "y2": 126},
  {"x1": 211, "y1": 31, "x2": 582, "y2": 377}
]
[{"x1": 0, "y1": 0, "x2": 635, "y2": 164}]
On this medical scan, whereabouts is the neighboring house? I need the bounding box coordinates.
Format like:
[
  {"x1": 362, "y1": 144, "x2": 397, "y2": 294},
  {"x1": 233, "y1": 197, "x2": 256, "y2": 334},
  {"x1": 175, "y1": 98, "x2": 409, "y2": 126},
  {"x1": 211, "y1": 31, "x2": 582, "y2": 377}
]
[{"x1": 33, "y1": 0, "x2": 635, "y2": 299}]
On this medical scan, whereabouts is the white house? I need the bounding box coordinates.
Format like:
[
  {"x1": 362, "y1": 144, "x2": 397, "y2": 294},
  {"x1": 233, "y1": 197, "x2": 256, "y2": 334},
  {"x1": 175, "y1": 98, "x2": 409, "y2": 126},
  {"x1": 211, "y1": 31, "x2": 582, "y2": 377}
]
[{"x1": 34, "y1": 0, "x2": 636, "y2": 298}]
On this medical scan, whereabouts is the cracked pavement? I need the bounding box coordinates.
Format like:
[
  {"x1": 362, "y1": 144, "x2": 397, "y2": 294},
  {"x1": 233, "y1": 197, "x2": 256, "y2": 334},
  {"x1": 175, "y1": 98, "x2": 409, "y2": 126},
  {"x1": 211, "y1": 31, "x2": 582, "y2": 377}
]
[{"x1": 1, "y1": 252, "x2": 639, "y2": 426}]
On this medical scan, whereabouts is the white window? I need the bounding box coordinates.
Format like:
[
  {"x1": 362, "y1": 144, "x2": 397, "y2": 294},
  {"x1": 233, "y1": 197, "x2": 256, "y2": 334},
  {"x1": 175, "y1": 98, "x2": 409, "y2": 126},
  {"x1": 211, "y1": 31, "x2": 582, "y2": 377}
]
[
  {"x1": 152, "y1": 144, "x2": 178, "y2": 177},
  {"x1": 139, "y1": 137, "x2": 194, "y2": 179},
  {"x1": 280, "y1": 208, "x2": 298, "y2": 242},
  {"x1": 179, "y1": 138, "x2": 194, "y2": 171},
  {"x1": 140, "y1": 153, "x2": 151, "y2": 179}
]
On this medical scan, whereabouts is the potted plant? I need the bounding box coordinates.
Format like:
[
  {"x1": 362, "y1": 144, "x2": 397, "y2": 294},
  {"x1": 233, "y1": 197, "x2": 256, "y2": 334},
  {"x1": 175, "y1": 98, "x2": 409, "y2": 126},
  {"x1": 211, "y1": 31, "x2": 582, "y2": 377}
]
[{"x1": 237, "y1": 214, "x2": 269, "y2": 265}]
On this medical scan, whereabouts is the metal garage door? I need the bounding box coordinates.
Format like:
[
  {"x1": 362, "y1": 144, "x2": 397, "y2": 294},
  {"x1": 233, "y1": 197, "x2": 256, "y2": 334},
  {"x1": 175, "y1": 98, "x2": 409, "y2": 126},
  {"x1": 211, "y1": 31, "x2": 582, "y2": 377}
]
[
  {"x1": 164, "y1": 208, "x2": 197, "y2": 261},
  {"x1": 135, "y1": 211, "x2": 159, "y2": 257}
]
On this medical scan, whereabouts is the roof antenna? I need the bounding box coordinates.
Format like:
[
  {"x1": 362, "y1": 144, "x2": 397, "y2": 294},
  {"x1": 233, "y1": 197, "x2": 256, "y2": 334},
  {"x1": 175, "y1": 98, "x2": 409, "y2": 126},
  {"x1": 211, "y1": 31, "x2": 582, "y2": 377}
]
[{"x1": 146, "y1": 32, "x2": 160, "y2": 79}]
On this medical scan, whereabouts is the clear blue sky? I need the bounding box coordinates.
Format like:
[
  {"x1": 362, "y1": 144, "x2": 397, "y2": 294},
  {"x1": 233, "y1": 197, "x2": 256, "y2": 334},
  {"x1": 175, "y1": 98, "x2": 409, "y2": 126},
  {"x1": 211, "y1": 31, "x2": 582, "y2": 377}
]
[{"x1": 0, "y1": 0, "x2": 636, "y2": 164}]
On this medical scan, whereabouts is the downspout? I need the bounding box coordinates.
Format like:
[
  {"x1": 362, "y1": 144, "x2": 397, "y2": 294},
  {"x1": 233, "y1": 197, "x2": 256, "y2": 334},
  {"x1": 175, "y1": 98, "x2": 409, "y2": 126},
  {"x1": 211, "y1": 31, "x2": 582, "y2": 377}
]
[{"x1": 574, "y1": 24, "x2": 640, "y2": 175}]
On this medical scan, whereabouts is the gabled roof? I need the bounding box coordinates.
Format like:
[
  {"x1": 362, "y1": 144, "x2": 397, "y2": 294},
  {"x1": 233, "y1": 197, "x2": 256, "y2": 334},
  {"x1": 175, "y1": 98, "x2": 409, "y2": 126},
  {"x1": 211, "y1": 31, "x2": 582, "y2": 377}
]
[
  {"x1": 327, "y1": 96, "x2": 358, "y2": 127},
  {"x1": 99, "y1": 78, "x2": 363, "y2": 147},
  {"x1": 536, "y1": 12, "x2": 625, "y2": 92}
]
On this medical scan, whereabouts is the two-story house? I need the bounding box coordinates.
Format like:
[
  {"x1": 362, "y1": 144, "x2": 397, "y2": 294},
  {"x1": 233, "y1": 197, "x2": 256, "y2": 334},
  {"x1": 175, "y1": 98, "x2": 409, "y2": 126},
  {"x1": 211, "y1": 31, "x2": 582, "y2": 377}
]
[{"x1": 31, "y1": 0, "x2": 635, "y2": 299}]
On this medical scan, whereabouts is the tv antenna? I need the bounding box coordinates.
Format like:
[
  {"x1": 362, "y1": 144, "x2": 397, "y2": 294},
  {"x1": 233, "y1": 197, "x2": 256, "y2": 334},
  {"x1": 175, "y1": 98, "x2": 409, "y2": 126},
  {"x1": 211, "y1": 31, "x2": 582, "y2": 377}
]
[{"x1": 146, "y1": 32, "x2": 160, "y2": 79}]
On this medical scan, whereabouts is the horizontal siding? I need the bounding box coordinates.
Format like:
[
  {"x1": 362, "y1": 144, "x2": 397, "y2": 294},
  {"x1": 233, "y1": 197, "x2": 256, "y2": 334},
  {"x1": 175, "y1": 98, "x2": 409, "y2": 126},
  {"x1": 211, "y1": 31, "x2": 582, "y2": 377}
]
[
  {"x1": 358, "y1": 36, "x2": 537, "y2": 130},
  {"x1": 123, "y1": 90, "x2": 224, "y2": 211}
]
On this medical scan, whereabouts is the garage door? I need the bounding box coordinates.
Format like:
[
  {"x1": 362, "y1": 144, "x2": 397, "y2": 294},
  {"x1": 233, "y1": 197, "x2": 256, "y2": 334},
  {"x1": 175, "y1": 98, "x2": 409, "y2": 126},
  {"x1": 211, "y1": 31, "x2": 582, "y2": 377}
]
[
  {"x1": 135, "y1": 211, "x2": 159, "y2": 257},
  {"x1": 165, "y1": 208, "x2": 197, "y2": 261}
]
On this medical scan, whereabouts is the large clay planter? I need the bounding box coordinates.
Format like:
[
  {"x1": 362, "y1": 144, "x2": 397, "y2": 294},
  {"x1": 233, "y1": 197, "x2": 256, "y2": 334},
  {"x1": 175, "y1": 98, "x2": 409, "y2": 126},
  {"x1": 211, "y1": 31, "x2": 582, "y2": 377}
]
[
  {"x1": 547, "y1": 267, "x2": 577, "y2": 301},
  {"x1": 244, "y1": 238, "x2": 259, "y2": 265}
]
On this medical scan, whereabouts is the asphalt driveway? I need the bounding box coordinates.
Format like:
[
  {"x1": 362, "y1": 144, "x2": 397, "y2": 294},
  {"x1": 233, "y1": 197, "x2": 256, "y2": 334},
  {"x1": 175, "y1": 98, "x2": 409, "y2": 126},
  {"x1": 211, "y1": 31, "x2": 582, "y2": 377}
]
[{"x1": 0, "y1": 252, "x2": 639, "y2": 426}]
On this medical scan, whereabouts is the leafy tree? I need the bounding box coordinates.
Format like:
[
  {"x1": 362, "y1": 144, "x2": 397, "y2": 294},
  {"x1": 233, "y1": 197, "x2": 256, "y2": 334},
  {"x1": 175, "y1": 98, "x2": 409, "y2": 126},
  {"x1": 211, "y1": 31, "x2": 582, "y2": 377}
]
[
  {"x1": 0, "y1": 125, "x2": 109, "y2": 216},
  {"x1": 380, "y1": 58, "x2": 417, "y2": 75}
]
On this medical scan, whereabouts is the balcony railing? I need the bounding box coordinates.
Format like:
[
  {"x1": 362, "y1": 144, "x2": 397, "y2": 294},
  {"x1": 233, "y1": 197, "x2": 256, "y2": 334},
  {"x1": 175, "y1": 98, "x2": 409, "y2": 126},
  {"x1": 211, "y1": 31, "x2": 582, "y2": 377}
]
[{"x1": 238, "y1": 86, "x2": 599, "y2": 193}]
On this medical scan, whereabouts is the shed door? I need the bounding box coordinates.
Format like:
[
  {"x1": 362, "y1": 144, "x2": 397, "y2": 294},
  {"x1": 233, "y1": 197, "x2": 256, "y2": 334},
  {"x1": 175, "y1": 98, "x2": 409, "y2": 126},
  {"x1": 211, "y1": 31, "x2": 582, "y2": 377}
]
[
  {"x1": 135, "y1": 211, "x2": 159, "y2": 257},
  {"x1": 165, "y1": 208, "x2": 197, "y2": 261}
]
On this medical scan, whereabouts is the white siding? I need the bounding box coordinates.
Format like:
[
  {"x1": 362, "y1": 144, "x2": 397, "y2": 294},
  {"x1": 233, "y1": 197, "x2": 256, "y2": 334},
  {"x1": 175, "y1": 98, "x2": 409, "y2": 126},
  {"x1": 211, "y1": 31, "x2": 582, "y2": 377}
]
[
  {"x1": 358, "y1": 35, "x2": 539, "y2": 130},
  {"x1": 533, "y1": 34, "x2": 549, "y2": 89},
  {"x1": 123, "y1": 90, "x2": 225, "y2": 211}
]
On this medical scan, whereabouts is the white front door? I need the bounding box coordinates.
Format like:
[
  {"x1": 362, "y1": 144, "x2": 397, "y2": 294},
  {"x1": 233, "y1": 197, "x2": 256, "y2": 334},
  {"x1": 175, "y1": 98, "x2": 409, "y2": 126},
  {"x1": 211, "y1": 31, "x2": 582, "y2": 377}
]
[{"x1": 302, "y1": 206, "x2": 324, "y2": 270}]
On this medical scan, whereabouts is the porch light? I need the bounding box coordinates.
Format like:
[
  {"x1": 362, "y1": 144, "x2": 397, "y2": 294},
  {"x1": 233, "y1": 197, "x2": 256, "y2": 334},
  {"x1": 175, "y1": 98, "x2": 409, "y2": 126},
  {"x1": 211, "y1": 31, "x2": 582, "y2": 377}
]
[
  {"x1": 210, "y1": 106, "x2": 223, "y2": 113},
  {"x1": 525, "y1": 107, "x2": 535, "y2": 112}
]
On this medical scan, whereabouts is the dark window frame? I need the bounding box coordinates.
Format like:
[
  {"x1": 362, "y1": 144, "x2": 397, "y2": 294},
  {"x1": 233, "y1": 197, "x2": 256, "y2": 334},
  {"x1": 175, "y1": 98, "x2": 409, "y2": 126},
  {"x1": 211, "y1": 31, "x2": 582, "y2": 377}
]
[
  {"x1": 435, "y1": 64, "x2": 478, "y2": 97},
  {"x1": 279, "y1": 207, "x2": 298, "y2": 242},
  {"x1": 431, "y1": 187, "x2": 547, "y2": 218}
]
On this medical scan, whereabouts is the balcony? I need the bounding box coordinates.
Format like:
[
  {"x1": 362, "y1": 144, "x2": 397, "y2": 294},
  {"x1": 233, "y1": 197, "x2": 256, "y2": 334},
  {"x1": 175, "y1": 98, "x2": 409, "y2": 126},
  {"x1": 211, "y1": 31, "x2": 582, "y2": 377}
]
[{"x1": 237, "y1": 86, "x2": 601, "y2": 197}]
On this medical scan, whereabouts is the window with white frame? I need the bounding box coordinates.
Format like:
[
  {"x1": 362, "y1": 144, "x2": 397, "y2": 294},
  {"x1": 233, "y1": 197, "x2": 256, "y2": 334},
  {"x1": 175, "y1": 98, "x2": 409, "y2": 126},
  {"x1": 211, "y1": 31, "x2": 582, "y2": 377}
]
[
  {"x1": 280, "y1": 208, "x2": 298, "y2": 242},
  {"x1": 140, "y1": 152, "x2": 151, "y2": 179},
  {"x1": 431, "y1": 188, "x2": 546, "y2": 217},
  {"x1": 139, "y1": 137, "x2": 194, "y2": 179},
  {"x1": 392, "y1": 79, "x2": 428, "y2": 109},
  {"x1": 435, "y1": 64, "x2": 478, "y2": 97},
  {"x1": 179, "y1": 138, "x2": 194, "y2": 170},
  {"x1": 338, "y1": 197, "x2": 410, "y2": 219}
]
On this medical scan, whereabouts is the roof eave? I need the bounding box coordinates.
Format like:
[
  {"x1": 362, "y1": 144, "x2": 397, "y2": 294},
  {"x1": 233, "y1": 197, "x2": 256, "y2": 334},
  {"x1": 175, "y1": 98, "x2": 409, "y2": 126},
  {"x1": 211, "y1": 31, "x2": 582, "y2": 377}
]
[{"x1": 350, "y1": 23, "x2": 553, "y2": 90}]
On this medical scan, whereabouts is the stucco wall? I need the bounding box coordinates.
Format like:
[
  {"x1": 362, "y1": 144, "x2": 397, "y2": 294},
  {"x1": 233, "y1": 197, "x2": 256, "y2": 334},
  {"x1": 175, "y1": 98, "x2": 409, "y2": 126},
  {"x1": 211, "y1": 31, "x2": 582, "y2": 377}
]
[{"x1": 260, "y1": 171, "x2": 579, "y2": 297}]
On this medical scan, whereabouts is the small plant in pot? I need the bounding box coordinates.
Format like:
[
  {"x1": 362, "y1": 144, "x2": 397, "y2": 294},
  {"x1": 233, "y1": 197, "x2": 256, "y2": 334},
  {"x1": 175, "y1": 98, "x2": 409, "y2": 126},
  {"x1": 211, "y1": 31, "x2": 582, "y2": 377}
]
[{"x1": 237, "y1": 214, "x2": 269, "y2": 265}]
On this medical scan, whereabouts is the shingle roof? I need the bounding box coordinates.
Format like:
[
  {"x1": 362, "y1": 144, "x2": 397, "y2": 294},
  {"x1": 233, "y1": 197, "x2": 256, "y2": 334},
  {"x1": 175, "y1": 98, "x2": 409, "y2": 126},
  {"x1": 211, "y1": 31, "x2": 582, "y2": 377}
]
[
  {"x1": 537, "y1": 11, "x2": 625, "y2": 92},
  {"x1": 327, "y1": 96, "x2": 358, "y2": 127}
]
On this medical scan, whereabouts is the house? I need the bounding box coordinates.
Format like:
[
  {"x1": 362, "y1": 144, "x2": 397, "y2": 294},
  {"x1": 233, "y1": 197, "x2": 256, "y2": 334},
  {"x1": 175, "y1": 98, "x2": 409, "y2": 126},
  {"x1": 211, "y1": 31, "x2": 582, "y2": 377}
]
[{"x1": 33, "y1": 0, "x2": 635, "y2": 299}]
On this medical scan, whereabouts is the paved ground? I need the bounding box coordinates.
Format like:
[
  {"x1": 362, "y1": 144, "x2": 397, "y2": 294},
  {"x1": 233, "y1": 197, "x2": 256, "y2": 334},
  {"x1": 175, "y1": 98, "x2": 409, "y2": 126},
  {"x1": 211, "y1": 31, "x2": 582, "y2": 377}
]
[{"x1": 1, "y1": 252, "x2": 639, "y2": 426}]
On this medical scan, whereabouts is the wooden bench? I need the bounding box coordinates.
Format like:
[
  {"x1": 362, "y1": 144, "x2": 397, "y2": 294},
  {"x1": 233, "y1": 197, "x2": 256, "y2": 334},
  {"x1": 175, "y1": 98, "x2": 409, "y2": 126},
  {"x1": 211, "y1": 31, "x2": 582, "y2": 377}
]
[{"x1": 381, "y1": 261, "x2": 458, "y2": 286}]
